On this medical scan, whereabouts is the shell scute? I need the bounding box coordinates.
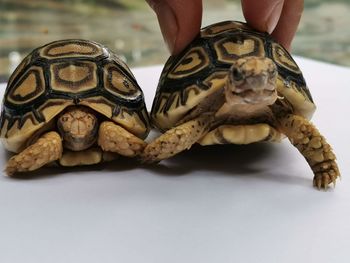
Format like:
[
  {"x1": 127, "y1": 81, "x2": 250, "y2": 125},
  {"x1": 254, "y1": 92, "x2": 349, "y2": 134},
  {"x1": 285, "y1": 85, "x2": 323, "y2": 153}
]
[
  {"x1": 271, "y1": 43, "x2": 301, "y2": 74},
  {"x1": 7, "y1": 66, "x2": 46, "y2": 105},
  {"x1": 168, "y1": 46, "x2": 210, "y2": 79},
  {"x1": 103, "y1": 63, "x2": 141, "y2": 99},
  {"x1": 50, "y1": 61, "x2": 98, "y2": 93},
  {"x1": 214, "y1": 34, "x2": 266, "y2": 63},
  {"x1": 39, "y1": 39, "x2": 105, "y2": 59},
  {"x1": 201, "y1": 21, "x2": 251, "y2": 38}
]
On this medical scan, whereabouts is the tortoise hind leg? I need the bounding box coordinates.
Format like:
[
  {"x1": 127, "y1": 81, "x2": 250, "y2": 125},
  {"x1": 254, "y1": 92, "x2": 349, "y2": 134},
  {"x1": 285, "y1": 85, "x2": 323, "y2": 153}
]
[
  {"x1": 141, "y1": 114, "x2": 212, "y2": 163},
  {"x1": 98, "y1": 121, "x2": 146, "y2": 157},
  {"x1": 277, "y1": 114, "x2": 340, "y2": 189},
  {"x1": 6, "y1": 131, "x2": 63, "y2": 176}
]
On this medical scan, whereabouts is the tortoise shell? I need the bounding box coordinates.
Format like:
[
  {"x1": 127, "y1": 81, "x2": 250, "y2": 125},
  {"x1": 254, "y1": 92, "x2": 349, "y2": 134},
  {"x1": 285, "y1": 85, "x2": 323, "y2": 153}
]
[
  {"x1": 0, "y1": 39, "x2": 150, "y2": 152},
  {"x1": 151, "y1": 21, "x2": 316, "y2": 131}
]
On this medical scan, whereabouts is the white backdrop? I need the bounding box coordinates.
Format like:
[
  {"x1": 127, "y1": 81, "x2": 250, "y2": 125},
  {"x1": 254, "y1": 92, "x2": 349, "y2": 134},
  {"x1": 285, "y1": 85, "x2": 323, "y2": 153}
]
[{"x1": 0, "y1": 57, "x2": 349, "y2": 263}]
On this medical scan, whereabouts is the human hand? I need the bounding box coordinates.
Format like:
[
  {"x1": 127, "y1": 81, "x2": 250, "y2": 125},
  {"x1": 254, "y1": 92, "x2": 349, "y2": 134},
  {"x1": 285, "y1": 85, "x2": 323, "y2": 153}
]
[{"x1": 146, "y1": 0, "x2": 303, "y2": 54}]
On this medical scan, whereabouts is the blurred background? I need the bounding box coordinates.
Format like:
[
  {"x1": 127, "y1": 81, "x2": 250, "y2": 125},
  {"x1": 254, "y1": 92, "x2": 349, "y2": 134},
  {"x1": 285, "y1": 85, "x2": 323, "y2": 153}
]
[{"x1": 0, "y1": 0, "x2": 349, "y2": 82}]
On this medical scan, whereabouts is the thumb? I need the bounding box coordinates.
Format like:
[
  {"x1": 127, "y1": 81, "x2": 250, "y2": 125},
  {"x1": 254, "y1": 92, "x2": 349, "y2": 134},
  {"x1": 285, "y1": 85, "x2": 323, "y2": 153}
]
[{"x1": 146, "y1": 0, "x2": 202, "y2": 55}]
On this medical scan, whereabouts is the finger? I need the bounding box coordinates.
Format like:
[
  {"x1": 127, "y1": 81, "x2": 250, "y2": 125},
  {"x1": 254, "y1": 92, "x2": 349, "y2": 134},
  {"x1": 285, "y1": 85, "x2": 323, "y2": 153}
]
[
  {"x1": 241, "y1": 0, "x2": 284, "y2": 34},
  {"x1": 242, "y1": 0, "x2": 303, "y2": 51},
  {"x1": 271, "y1": 0, "x2": 304, "y2": 51},
  {"x1": 146, "y1": 0, "x2": 202, "y2": 54}
]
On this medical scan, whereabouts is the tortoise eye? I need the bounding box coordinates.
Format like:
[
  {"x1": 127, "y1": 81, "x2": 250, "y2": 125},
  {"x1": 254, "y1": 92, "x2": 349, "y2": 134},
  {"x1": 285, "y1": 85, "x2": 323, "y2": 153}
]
[
  {"x1": 61, "y1": 116, "x2": 69, "y2": 122},
  {"x1": 232, "y1": 68, "x2": 243, "y2": 81}
]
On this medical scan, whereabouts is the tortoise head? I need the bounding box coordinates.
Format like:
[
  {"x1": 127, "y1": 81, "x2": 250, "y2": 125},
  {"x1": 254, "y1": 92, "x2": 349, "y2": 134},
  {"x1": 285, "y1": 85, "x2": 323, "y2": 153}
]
[
  {"x1": 225, "y1": 56, "x2": 278, "y2": 106},
  {"x1": 57, "y1": 106, "x2": 98, "y2": 151}
]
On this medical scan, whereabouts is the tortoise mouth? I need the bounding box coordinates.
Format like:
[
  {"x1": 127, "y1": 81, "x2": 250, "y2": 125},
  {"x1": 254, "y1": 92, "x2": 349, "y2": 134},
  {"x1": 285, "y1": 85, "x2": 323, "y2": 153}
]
[
  {"x1": 226, "y1": 70, "x2": 277, "y2": 106},
  {"x1": 231, "y1": 89, "x2": 277, "y2": 104},
  {"x1": 63, "y1": 134, "x2": 97, "y2": 151}
]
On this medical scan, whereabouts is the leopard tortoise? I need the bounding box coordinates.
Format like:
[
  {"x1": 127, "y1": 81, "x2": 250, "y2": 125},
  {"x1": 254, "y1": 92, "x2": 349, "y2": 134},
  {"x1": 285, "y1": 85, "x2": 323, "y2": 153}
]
[
  {"x1": 1, "y1": 39, "x2": 150, "y2": 175},
  {"x1": 142, "y1": 21, "x2": 339, "y2": 189}
]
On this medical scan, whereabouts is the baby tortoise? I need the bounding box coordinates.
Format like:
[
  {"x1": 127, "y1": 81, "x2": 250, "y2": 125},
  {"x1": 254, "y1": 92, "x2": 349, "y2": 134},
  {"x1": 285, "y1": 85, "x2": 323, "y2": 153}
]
[
  {"x1": 142, "y1": 21, "x2": 339, "y2": 190},
  {"x1": 1, "y1": 39, "x2": 150, "y2": 175}
]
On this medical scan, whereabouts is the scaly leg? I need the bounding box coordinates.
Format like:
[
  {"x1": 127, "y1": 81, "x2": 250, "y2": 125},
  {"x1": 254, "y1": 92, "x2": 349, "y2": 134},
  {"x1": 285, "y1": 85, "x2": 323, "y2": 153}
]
[
  {"x1": 6, "y1": 131, "x2": 63, "y2": 176},
  {"x1": 98, "y1": 121, "x2": 146, "y2": 157},
  {"x1": 278, "y1": 114, "x2": 340, "y2": 189},
  {"x1": 141, "y1": 115, "x2": 212, "y2": 163}
]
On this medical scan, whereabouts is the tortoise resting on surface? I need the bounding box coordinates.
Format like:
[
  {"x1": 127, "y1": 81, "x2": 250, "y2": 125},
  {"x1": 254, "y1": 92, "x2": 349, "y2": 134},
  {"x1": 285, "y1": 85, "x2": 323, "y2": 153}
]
[
  {"x1": 0, "y1": 39, "x2": 150, "y2": 176},
  {"x1": 142, "y1": 21, "x2": 340, "y2": 189}
]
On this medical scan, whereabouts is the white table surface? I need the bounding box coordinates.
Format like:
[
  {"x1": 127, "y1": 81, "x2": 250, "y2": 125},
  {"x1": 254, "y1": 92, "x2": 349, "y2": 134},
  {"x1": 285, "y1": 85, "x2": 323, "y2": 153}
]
[{"x1": 0, "y1": 57, "x2": 349, "y2": 263}]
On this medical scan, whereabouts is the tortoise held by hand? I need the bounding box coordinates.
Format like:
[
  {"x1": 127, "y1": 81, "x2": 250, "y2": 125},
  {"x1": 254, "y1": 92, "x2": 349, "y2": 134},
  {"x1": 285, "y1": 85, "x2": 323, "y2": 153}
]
[{"x1": 142, "y1": 21, "x2": 340, "y2": 190}]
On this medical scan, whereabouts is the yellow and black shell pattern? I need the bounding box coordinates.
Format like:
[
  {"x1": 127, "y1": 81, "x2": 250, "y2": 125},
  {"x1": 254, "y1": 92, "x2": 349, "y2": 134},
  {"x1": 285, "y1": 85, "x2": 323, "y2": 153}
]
[
  {"x1": 0, "y1": 39, "x2": 150, "y2": 152},
  {"x1": 151, "y1": 21, "x2": 316, "y2": 131}
]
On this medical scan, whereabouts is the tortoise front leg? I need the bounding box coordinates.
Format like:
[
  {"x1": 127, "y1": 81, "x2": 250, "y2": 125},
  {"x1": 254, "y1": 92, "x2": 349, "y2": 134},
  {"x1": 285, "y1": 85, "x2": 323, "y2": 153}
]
[
  {"x1": 98, "y1": 121, "x2": 146, "y2": 157},
  {"x1": 6, "y1": 131, "x2": 63, "y2": 176},
  {"x1": 141, "y1": 115, "x2": 212, "y2": 163},
  {"x1": 277, "y1": 114, "x2": 340, "y2": 189}
]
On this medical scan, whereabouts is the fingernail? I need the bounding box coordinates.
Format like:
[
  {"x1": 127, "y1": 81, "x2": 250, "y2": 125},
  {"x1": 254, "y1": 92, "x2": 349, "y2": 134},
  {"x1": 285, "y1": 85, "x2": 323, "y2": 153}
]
[{"x1": 153, "y1": 2, "x2": 178, "y2": 53}]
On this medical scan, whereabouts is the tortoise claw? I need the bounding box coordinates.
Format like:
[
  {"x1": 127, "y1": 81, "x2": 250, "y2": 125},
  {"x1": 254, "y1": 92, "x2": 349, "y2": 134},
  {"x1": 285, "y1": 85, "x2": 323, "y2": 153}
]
[
  {"x1": 313, "y1": 172, "x2": 338, "y2": 191},
  {"x1": 314, "y1": 177, "x2": 322, "y2": 190}
]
